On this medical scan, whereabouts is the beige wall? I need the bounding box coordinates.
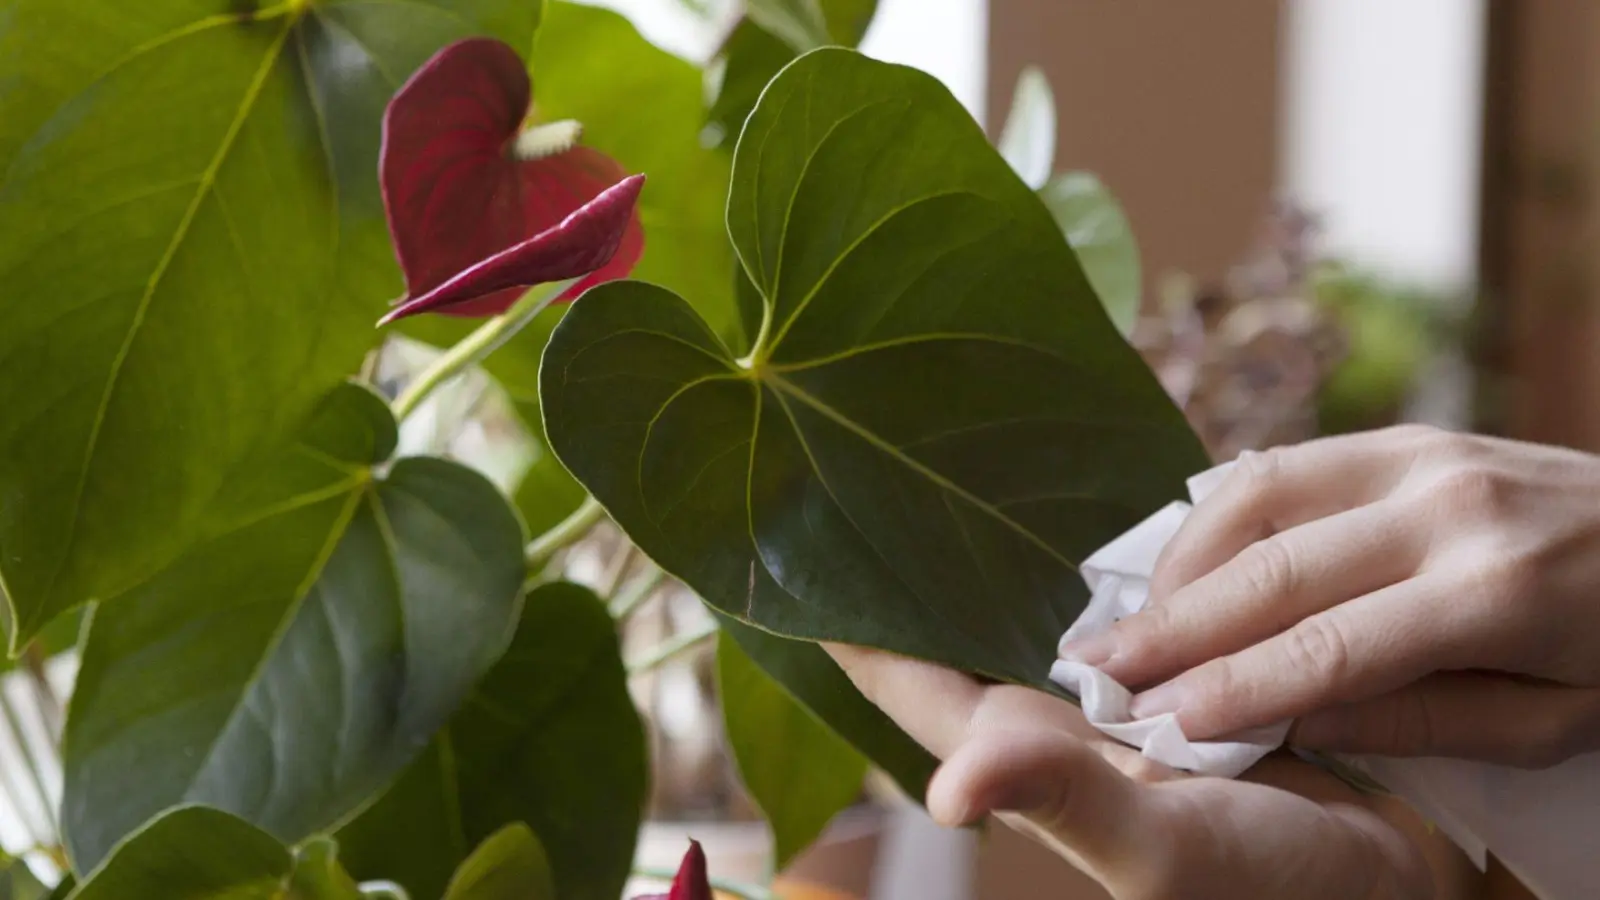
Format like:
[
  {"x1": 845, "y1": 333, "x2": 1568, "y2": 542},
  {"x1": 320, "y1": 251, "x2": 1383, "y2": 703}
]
[{"x1": 987, "y1": 0, "x2": 1283, "y2": 291}]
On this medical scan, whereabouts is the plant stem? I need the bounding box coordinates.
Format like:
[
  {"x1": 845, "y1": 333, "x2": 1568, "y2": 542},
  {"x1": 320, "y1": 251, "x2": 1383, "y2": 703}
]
[
  {"x1": 608, "y1": 564, "x2": 666, "y2": 620},
  {"x1": 356, "y1": 881, "x2": 412, "y2": 900},
  {"x1": 525, "y1": 496, "x2": 606, "y2": 572},
  {"x1": 0, "y1": 685, "x2": 57, "y2": 837},
  {"x1": 627, "y1": 620, "x2": 718, "y2": 674},
  {"x1": 632, "y1": 866, "x2": 775, "y2": 900},
  {"x1": 389, "y1": 279, "x2": 573, "y2": 422}
]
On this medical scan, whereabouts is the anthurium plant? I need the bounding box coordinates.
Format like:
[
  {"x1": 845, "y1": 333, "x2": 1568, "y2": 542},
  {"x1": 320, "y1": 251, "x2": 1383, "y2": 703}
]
[{"x1": 0, "y1": 1, "x2": 1174, "y2": 897}]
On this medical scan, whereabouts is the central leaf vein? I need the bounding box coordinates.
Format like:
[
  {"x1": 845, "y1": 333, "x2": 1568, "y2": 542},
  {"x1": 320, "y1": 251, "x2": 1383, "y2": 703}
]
[
  {"x1": 764, "y1": 372, "x2": 1079, "y2": 573},
  {"x1": 33, "y1": 22, "x2": 297, "y2": 632}
]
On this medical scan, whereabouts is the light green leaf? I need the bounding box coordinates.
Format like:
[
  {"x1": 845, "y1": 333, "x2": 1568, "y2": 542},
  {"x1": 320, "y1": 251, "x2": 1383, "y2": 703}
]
[
  {"x1": 61, "y1": 383, "x2": 526, "y2": 872},
  {"x1": 998, "y1": 66, "x2": 1056, "y2": 191},
  {"x1": 443, "y1": 824, "x2": 556, "y2": 900},
  {"x1": 338, "y1": 582, "x2": 646, "y2": 900},
  {"x1": 718, "y1": 632, "x2": 867, "y2": 869},
  {"x1": 541, "y1": 50, "x2": 1205, "y2": 786},
  {"x1": 64, "y1": 806, "x2": 291, "y2": 900},
  {"x1": 1039, "y1": 172, "x2": 1143, "y2": 335},
  {"x1": 0, "y1": 0, "x2": 540, "y2": 646}
]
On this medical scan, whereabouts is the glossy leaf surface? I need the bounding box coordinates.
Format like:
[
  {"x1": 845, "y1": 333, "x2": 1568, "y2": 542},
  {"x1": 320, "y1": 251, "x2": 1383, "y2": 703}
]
[
  {"x1": 443, "y1": 824, "x2": 556, "y2": 900},
  {"x1": 64, "y1": 806, "x2": 290, "y2": 900},
  {"x1": 718, "y1": 633, "x2": 866, "y2": 869},
  {"x1": 61, "y1": 384, "x2": 526, "y2": 871},
  {"x1": 338, "y1": 582, "x2": 646, "y2": 900},
  {"x1": 0, "y1": 0, "x2": 540, "y2": 646},
  {"x1": 1041, "y1": 172, "x2": 1142, "y2": 336},
  {"x1": 543, "y1": 48, "x2": 1204, "y2": 731}
]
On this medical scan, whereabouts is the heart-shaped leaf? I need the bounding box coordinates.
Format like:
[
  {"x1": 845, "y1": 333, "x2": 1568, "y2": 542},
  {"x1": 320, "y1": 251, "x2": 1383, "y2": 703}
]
[
  {"x1": 337, "y1": 582, "x2": 646, "y2": 900},
  {"x1": 0, "y1": 0, "x2": 539, "y2": 646},
  {"x1": 63, "y1": 806, "x2": 291, "y2": 900},
  {"x1": 744, "y1": 0, "x2": 832, "y2": 52},
  {"x1": 61, "y1": 383, "x2": 526, "y2": 871},
  {"x1": 717, "y1": 632, "x2": 867, "y2": 869},
  {"x1": 443, "y1": 824, "x2": 557, "y2": 900},
  {"x1": 1041, "y1": 171, "x2": 1142, "y2": 336},
  {"x1": 542, "y1": 47, "x2": 1204, "y2": 726}
]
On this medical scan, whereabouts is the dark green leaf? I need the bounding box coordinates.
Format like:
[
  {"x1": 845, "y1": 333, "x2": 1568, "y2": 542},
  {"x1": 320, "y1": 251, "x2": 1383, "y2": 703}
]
[
  {"x1": 716, "y1": 616, "x2": 935, "y2": 799},
  {"x1": 64, "y1": 806, "x2": 291, "y2": 900},
  {"x1": 717, "y1": 632, "x2": 866, "y2": 868},
  {"x1": 0, "y1": 0, "x2": 540, "y2": 646},
  {"x1": 708, "y1": 0, "x2": 877, "y2": 147},
  {"x1": 443, "y1": 824, "x2": 556, "y2": 900},
  {"x1": 287, "y1": 838, "x2": 362, "y2": 900},
  {"x1": 542, "y1": 47, "x2": 1204, "y2": 774},
  {"x1": 997, "y1": 66, "x2": 1055, "y2": 191},
  {"x1": 338, "y1": 582, "x2": 646, "y2": 900},
  {"x1": 1039, "y1": 172, "x2": 1142, "y2": 336},
  {"x1": 61, "y1": 384, "x2": 526, "y2": 872},
  {"x1": 0, "y1": 854, "x2": 48, "y2": 900}
]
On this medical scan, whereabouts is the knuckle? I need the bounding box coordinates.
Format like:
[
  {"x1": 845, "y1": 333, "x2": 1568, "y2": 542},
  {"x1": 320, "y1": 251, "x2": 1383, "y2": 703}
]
[
  {"x1": 1470, "y1": 552, "x2": 1542, "y2": 609},
  {"x1": 1423, "y1": 464, "x2": 1510, "y2": 520},
  {"x1": 1282, "y1": 614, "x2": 1354, "y2": 687},
  {"x1": 1411, "y1": 425, "x2": 1478, "y2": 461},
  {"x1": 1230, "y1": 538, "x2": 1300, "y2": 603}
]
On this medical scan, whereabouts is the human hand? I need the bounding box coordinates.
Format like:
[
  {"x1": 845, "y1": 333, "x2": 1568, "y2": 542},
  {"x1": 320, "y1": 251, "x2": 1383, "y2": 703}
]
[
  {"x1": 1059, "y1": 424, "x2": 1600, "y2": 767},
  {"x1": 824, "y1": 644, "x2": 1467, "y2": 900}
]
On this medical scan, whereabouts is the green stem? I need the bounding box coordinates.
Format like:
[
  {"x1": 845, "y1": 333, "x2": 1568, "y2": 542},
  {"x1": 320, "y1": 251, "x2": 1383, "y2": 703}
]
[
  {"x1": 627, "y1": 620, "x2": 718, "y2": 674},
  {"x1": 632, "y1": 866, "x2": 774, "y2": 900},
  {"x1": 0, "y1": 687, "x2": 57, "y2": 836},
  {"x1": 389, "y1": 280, "x2": 573, "y2": 422},
  {"x1": 608, "y1": 564, "x2": 666, "y2": 620},
  {"x1": 525, "y1": 496, "x2": 606, "y2": 572}
]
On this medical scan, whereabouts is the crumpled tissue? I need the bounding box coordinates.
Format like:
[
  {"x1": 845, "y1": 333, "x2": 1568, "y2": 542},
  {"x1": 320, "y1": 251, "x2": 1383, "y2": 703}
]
[{"x1": 1049, "y1": 460, "x2": 1600, "y2": 900}]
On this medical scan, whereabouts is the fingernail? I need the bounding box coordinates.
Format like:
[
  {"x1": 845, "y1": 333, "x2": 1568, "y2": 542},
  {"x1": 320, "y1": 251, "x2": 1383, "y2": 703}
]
[
  {"x1": 1058, "y1": 634, "x2": 1116, "y2": 667},
  {"x1": 1129, "y1": 682, "x2": 1186, "y2": 719}
]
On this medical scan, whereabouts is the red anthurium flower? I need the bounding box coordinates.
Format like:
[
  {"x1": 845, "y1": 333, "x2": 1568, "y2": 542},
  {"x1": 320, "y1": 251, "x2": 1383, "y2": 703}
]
[
  {"x1": 378, "y1": 37, "x2": 645, "y2": 324},
  {"x1": 636, "y1": 840, "x2": 713, "y2": 900}
]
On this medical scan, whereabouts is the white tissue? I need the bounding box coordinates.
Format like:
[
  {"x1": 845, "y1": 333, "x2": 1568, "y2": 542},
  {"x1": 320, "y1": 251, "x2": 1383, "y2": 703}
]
[{"x1": 1051, "y1": 459, "x2": 1600, "y2": 900}]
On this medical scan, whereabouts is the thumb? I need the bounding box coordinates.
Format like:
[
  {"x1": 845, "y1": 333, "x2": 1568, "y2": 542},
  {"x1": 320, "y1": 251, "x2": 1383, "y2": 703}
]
[
  {"x1": 1291, "y1": 672, "x2": 1600, "y2": 768},
  {"x1": 927, "y1": 730, "x2": 1158, "y2": 876}
]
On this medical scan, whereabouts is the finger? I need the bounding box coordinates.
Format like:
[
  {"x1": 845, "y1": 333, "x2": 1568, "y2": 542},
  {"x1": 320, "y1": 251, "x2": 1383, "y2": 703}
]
[
  {"x1": 1129, "y1": 575, "x2": 1482, "y2": 739},
  {"x1": 1292, "y1": 673, "x2": 1600, "y2": 768},
  {"x1": 1148, "y1": 428, "x2": 1428, "y2": 603},
  {"x1": 928, "y1": 727, "x2": 1155, "y2": 878},
  {"x1": 823, "y1": 642, "x2": 984, "y2": 759},
  {"x1": 1084, "y1": 499, "x2": 1424, "y2": 688}
]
